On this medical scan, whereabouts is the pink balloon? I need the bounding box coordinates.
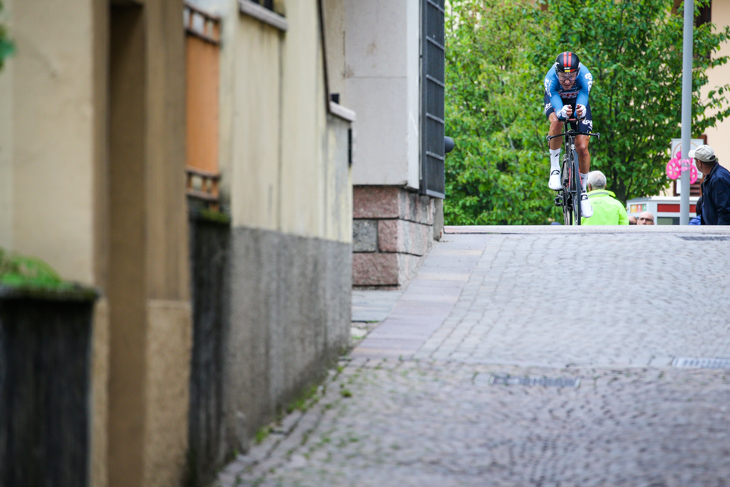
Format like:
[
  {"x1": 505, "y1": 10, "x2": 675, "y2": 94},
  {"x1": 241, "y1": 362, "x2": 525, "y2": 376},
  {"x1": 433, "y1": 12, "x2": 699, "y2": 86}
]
[{"x1": 666, "y1": 158, "x2": 681, "y2": 179}]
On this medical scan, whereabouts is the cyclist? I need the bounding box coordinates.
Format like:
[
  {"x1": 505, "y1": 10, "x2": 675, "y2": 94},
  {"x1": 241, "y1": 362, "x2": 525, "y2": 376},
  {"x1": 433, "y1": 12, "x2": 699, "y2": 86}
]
[{"x1": 544, "y1": 51, "x2": 594, "y2": 218}]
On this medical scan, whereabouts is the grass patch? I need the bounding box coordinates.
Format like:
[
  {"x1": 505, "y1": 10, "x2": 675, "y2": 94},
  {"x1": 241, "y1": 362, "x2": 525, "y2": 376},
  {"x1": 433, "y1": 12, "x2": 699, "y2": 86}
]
[
  {"x1": 254, "y1": 426, "x2": 271, "y2": 445},
  {"x1": 285, "y1": 383, "x2": 324, "y2": 415},
  {"x1": 0, "y1": 247, "x2": 87, "y2": 294}
]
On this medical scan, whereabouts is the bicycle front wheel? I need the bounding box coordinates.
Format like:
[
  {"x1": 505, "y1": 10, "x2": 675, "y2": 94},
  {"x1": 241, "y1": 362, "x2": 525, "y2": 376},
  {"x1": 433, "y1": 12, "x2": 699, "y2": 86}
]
[
  {"x1": 561, "y1": 156, "x2": 573, "y2": 225},
  {"x1": 571, "y1": 149, "x2": 582, "y2": 225}
]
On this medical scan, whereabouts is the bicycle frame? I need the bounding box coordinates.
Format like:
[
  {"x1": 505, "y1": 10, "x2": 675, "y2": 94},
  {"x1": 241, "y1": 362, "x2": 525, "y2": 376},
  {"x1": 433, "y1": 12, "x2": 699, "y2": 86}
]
[{"x1": 546, "y1": 120, "x2": 600, "y2": 225}]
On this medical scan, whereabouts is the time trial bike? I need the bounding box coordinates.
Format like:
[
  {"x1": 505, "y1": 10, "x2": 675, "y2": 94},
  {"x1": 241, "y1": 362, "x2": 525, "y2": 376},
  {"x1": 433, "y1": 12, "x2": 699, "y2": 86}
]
[{"x1": 547, "y1": 121, "x2": 600, "y2": 225}]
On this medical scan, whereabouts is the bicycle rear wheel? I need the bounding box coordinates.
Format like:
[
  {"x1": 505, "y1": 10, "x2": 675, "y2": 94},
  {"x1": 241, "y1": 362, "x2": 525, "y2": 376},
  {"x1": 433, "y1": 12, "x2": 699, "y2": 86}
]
[{"x1": 571, "y1": 149, "x2": 582, "y2": 225}]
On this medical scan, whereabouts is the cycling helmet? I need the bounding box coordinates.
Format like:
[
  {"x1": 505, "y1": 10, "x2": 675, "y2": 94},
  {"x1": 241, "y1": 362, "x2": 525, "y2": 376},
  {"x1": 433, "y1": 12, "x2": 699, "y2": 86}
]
[{"x1": 554, "y1": 51, "x2": 580, "y2": 74}]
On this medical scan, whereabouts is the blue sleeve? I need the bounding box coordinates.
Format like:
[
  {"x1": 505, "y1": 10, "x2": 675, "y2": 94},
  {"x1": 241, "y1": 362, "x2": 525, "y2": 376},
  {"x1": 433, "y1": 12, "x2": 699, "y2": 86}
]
[
  {"x1": 576, "y1": 66, "x2": 593, "y2": 107},
  {"x1": 715, "y1": 178, "x2": 730, "y2": 225},
  {"x1": 544, "y1": 70, "x2": 564, "y2": 114}
]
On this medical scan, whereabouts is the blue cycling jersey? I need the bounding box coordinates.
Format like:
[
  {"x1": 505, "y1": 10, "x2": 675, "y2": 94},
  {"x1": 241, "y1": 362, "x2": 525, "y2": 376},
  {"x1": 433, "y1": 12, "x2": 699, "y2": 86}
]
[{"x1": 544, "y1": 63, "x2": 593, "y2": 116}]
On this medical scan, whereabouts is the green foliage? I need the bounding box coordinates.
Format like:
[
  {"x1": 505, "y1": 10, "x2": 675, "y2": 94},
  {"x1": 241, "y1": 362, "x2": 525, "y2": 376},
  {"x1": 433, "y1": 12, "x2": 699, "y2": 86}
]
[
  {"x1": 0, "y1": 1, "x2": 14, "y2": 71},
  {"x1": 0, "y1": 247, "x2": 73, "y2": 290},
  {"x1": 445, "y1": 0, "x2": 556, "y2": 225},
  {"x1": 445, "y1": 0, "x2": 730, "y2": 224},
  {"x1": 536, "y1": 0, "x2": 730, "y2": 203},
  {"x1": 254, "y1": 426, "x2": 271, "y2": 445}
]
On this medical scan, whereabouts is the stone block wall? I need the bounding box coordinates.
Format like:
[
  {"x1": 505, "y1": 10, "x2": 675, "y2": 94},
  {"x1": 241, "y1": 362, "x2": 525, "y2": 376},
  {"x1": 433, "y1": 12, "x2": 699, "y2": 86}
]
[{"x1": 353, "y1": 186, "x2": 438, "y2": 288}]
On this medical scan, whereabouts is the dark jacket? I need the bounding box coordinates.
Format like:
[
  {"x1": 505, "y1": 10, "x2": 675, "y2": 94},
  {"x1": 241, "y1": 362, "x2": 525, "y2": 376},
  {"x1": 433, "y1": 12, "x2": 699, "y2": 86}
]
[{"x1": 700, "y1": 163, "x2": 730, "y2": 225}]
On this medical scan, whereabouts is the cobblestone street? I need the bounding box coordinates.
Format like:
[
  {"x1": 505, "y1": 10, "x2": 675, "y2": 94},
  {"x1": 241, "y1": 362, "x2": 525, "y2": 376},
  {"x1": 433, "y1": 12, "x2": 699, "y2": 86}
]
[{"x1": 218, "y1": 226, "x2": 730, "y2": 487}]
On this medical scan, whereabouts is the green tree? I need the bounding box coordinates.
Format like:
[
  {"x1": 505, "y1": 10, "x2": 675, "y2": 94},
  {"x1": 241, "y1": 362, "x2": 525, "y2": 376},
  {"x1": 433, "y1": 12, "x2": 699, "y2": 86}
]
[
  {"x1": 534, "y1": 0, "x2": 730, "y2": 203},
  {"x1": 445, "y1": 0, "x2": 555, "y2": 225},
  {"x1": 445, "y1": 0, "x2": 730, "y2": 224}
]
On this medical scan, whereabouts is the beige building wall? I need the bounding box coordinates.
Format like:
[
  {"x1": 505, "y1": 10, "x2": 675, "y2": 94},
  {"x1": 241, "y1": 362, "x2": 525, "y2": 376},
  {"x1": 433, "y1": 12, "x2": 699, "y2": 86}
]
[
  {"x1": 230, "y1": 15, "x2": 283, "y2": 231},
  {"x1": 279, "y1": 1, "x2": 328, "y2": 237},
  {"x1": 345, "y1": 0, "x2": 420, "y2": 188},
  {"x1": 107, "y1": 2, "x2": 191, "y2": 487},
  {"x1": 218, "y1": 0, "x2": 353, "y2": 455},
  {"x1": 0, "y1": 0, "x2": 97, "y2": 284},
  {"x1": 0, "y1": 0, "x2": 12, "y2": 250},
  {"x1": 704, "y1": 1, "x2": 730, "y2": 171},
  {"x1": 230, "y1": 1, "x2": 352, "y2": 242},
  {"x1": 1, "y1": 1, "x2": 192, "y2": 486},
  {"x1": 323, "y1": 0, "x2": 346, "y2": 100},
  {"x1": 0, "y1": 2, "x2": 110, "y2": 486}
]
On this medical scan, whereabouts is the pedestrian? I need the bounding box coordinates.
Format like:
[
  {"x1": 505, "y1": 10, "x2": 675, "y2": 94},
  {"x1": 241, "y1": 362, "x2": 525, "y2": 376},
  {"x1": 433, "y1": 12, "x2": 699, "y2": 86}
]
[
  {"x1": 628, "y1": 215, "x2": 637, "y2": 225},
  {"x1": 580, "y1": 171, "x2": 629, "y2": 225},
  {"x1": 637, "y1": 211, "x2": 655, "y2": 225},
  {"x1": 689, "y1": 145, "x2": 730, "y2": 225}
]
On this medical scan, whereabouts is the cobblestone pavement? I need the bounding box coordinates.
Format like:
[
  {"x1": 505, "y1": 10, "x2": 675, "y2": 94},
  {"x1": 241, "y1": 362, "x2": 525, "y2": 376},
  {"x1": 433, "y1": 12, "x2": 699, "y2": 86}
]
[{"x1": 218, "y1": 226, "x2": 730, "y2": 487}]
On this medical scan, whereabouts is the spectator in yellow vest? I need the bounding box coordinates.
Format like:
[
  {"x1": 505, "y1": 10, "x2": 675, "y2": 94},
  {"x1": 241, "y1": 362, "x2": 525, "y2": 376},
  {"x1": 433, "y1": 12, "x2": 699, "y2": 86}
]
[{"x1": 581, "y1": 171, "x2": 629, "y2": 225}]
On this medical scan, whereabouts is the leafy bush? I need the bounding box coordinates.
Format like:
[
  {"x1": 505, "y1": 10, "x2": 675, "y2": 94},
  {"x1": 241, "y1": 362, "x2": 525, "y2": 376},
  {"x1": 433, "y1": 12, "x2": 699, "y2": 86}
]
[{"x1": 0, "y1": 247, "x2": 74, "y2": 290}]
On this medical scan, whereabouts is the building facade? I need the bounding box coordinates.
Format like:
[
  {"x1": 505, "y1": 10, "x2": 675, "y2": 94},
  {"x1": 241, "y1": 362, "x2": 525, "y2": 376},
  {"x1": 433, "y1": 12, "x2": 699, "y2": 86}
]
[
  {"x1": 0, "y1": 0, "x2": 353, "y2": 485},
  {"x1": 345, "y1": 0, "x2": 447, "y2": 288},
  {"x1": 0, "y1": 1, "x2": 191, "y2": 486}
]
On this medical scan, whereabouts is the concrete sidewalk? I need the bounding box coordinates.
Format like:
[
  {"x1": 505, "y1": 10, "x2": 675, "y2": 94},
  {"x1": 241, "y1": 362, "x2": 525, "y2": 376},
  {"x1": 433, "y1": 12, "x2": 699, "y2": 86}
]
[{"x1": 351, "y1": 233, "x2": 484, "y2": 359}]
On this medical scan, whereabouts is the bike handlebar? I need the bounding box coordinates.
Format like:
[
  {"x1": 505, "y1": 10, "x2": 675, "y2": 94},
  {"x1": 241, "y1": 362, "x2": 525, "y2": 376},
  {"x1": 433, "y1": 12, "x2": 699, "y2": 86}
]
[{"x1": 546, "y1": 129, "x2": 600, "y2": 142}]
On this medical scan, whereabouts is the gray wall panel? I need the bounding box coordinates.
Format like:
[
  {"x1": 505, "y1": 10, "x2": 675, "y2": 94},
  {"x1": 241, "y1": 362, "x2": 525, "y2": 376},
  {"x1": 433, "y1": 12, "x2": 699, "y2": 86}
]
[{"x1": 224, "y1": 227, "x2": 351, "y2": 450}]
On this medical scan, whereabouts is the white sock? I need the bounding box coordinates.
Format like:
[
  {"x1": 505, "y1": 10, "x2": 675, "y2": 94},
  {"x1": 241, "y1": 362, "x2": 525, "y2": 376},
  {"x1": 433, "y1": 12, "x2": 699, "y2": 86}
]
[
  {"x1": 550, "y1": 149, "x2": 561, "y2": 171},
  {"x1": 580, "y1": 173, "x2": 588, "y2": 192}
]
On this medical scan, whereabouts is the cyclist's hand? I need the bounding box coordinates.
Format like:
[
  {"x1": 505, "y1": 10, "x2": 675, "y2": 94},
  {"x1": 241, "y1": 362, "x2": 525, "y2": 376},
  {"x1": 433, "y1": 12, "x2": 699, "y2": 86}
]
[
  {"x1": 576, "y1": 104, "x2": 586, "y2": 120},
  {"x1": 557, "y1": 105, "x2": 572, "y2": 120}
]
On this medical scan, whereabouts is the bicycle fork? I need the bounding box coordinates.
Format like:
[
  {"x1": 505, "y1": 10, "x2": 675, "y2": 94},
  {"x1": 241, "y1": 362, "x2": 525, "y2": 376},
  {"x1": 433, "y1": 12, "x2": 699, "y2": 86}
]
[{"x1": 553, "y1": 140, "x2": 575, "y2": 208}]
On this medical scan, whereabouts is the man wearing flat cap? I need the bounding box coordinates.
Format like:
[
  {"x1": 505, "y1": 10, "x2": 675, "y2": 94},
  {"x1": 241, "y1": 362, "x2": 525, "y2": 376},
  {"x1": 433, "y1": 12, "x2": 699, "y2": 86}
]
[{"x1": 689, "y1": 145, "x2": 730, "y2": 225}]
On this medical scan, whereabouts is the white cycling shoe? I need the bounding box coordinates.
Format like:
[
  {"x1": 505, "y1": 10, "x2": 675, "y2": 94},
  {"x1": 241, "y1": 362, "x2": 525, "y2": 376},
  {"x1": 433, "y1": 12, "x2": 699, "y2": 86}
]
[
  {"x1": 548, "y1": 170, "x2": 562, "y2": 191},
  {"x1": 580, "y1": 192, "x2": 593, "y2": 218}
]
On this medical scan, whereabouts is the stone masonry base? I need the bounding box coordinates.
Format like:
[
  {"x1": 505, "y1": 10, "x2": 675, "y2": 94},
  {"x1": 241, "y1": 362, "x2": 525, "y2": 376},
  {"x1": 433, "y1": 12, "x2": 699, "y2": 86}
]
[{"x1": 353, "y1": 186, "x2": 439, "y2": 288}]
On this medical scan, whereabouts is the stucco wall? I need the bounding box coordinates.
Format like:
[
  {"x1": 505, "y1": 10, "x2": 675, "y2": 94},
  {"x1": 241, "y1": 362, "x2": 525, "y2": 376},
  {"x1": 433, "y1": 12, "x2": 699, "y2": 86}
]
[
  {"x1": 0, "y1": 0, "x2": 97, "y2": 284},
  {"x1": 0, "y1": 3, "x2": 110, "y2": 487},
  {"x1": 143, "y1": 300, "x2": 193, "y2": 487},
  {"x1": 217, "y1": 0, "x2": 354, "y2": 455},
  {"x1": 231, "y1": 15, "x2": 283, "y2": 231},
  {"x1": 345, "y1": 0, "x2": 420, "y2": 188},
  {"x1": 0, "y1": 0, "x2": 12, "y2": 250},
  {"x1": 225, "y1": 227, "x2": 351, "y2": 445},
  {"x1": 91, "y1": 299, "x2": 109, "y2": 487},
  {"x1": 230, "y1": 1, "x2": 352, "y2": 243},
  {"x1": 107, "y1": 3, "x2": 192, "y2": 487},
  {"x1": 2, "y1": 1, "x2": 193, "y2": 486},
  {"x1": 323, "y1": 0, "x2": 346, "y2": 100},
  {"x1": 279, "y1": 1, "x2": 329, "y2": 237},
  {"x1": 704, "y1": 2, "x2": 730, "y2": 170}
]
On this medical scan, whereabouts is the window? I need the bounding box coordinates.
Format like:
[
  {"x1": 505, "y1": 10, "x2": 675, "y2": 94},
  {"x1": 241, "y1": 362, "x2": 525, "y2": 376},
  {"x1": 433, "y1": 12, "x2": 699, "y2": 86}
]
[
  {"x1": 250, "y1": 0, "x2": 274, "y2": 10},
  {"x1": 185, "y1": 3, "x2": 222, "y2": 210},
  {"x1": 420, "y1": 0, "x2": 446, "y2": 198},
  {"x1": 240, "y1": 0, "x2": 287, "y2": 31}
]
